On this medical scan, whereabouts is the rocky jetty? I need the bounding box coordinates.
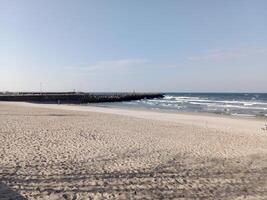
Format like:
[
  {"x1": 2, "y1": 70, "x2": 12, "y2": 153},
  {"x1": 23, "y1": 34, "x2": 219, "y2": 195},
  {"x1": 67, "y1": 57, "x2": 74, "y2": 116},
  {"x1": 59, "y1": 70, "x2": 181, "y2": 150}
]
[{"x1": 0, "y1": 92, "x2": 163, "y2": 104}]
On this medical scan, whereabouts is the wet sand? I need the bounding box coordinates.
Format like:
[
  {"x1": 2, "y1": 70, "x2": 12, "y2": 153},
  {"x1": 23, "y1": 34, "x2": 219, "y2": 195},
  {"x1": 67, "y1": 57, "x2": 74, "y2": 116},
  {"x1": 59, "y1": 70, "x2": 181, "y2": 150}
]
[{"x1": 0, "y1": 102, "x2": 267, "y2": 199}]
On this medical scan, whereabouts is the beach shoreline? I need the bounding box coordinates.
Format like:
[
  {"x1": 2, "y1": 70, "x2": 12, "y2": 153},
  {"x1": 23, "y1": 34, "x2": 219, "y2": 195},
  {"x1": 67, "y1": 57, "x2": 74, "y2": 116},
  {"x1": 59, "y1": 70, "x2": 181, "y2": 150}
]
[
  {"x1": 87, "y1": 101, "x2": 267, "y2": 120},
  {"x1": 1, "y1": 101, "x2": 266, "y2": 135},
  {"x1": 1, "y1": 102, "x2": 267, "y2": 199}
]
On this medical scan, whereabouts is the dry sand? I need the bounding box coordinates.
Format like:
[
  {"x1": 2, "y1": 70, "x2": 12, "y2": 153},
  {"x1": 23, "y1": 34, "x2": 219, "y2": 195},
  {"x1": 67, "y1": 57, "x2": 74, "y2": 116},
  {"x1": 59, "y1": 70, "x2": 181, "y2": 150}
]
[{"x1": 0, "y1": 102, "x2": 267, "y2": 199}]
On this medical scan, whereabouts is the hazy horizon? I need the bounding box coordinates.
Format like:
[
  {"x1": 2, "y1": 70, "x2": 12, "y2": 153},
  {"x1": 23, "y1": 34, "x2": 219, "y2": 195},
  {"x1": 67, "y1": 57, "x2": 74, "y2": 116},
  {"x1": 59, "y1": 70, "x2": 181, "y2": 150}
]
[{"x1": 1, "y1": 0, "x2": 267, "y2": 92}]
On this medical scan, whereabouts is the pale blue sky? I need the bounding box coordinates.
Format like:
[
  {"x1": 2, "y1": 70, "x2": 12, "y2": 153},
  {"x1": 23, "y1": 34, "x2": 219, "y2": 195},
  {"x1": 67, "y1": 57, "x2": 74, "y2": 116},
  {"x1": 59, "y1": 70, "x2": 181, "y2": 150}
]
[{"x1": 1, "y1": 0, "x2": 267, "y2": 92}]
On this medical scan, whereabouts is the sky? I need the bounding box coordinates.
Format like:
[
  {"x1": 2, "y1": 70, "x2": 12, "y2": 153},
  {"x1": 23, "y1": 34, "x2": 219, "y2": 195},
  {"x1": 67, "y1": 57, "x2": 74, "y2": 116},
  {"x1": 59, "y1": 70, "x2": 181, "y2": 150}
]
[{"x1": 0, "y1": 0, "x2": 267, "y2": 92}]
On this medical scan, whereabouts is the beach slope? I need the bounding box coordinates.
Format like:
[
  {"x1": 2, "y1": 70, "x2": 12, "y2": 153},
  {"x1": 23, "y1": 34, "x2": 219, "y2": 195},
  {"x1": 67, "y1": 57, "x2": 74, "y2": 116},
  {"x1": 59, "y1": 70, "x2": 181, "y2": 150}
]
[{"x1": 0, "y1": 102, "x2": 267, "y2": 199}]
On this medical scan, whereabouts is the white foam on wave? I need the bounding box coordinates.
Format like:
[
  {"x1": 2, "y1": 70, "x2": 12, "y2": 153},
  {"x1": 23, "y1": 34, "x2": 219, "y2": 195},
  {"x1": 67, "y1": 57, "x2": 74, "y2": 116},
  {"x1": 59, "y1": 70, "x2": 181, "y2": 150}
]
[
  {"x1": 217, "y1": 100, "x2": 267, "y2": 106},
  {"x1": 147, "y1": 99, "x2": 175, "y2": 104},
  {"x1": 189, "y1": 102, "x2": 214, "y2": 106},
  {"x1": 136, "y1": 95, "x2": 267, "y2": 116},
  {"x1": 231, "y1": 113, "x2": 256, "y2": 118},
  {"x1": 146, "y1": 101, "x2": 156, "y2": 106},
  {"x1": 149, "y1": 98, "x2": 266, "y2": 110},
  {"x1": 164, "y1": 95, "x2": 175, "y2": 100},
  {"x1": 224, "y1": 104, "x2": 267, "y2": 110},
  {"x1": 163, "y1": 95, "x2": 267, "y2": 108},
  {"x1": 164, "y1": 95, "x2": 200, "y2": 101},
  {"x1": 179, "y1": 101, "x2": 267, "y2": 110},
  {"x1": 161, "y1": 103, "x2": 173, "y2": 107},
  {"x1": 123, "y1": 101, "x2": 138, "y2": 105},
  {"x1": 199, "y1": 102, "x2": 266, "y2": 110}
]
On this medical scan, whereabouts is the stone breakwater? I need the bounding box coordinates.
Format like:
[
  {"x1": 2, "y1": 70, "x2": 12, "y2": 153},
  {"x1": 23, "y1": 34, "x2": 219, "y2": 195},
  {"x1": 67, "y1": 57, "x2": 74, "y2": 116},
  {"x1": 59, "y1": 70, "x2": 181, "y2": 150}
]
[{"x1": 0, "y1": 92, "x2": 163, "y2": 104}]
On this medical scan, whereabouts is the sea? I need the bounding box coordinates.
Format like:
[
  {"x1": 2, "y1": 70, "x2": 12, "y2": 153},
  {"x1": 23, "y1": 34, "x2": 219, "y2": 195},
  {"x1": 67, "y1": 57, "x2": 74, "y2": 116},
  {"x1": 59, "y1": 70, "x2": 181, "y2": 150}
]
[{"x1": 91, "y1": 93, "x2": 267, "y2": 118}]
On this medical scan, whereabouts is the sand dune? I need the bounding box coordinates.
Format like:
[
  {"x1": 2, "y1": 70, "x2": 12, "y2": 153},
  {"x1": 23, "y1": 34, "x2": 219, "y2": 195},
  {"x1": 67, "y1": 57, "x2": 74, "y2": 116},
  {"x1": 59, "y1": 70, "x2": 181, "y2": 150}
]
[{"x1": 0, "y1": 102, "x2": 267, "y2": 199}]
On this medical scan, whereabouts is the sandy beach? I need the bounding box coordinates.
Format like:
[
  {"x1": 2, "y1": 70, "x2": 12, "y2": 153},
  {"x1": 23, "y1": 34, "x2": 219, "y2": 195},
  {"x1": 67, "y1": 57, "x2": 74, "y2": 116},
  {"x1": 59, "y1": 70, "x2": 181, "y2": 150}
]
[{"x1": 1, "y1": 102, "x2": 267, "y2": 199}]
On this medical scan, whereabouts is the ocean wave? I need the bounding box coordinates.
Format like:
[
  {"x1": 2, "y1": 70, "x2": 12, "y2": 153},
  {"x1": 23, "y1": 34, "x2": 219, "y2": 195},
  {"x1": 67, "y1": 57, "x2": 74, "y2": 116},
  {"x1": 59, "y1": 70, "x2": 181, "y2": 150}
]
[
  {"x1": 164, "y1": 95, "x2": 200, "y2": 100},
  {"x1": 163, "y1": 95, "x2": 267, "y2": 107},
  {"x1": 91, "y1": 93, "x2": 267, "y2": 118},
  {"x1": 186, "y1": 102, "x2": 266, "y2": 110},
  {"x1": 142, "y1": 96, "x2": 267, "y2": 112},
  {"x1": 123, "y1": 101, "x2": 138, "y2": 105},
  {"x1": 231, "y1": 113, "x2": 256, "y2": 118}
]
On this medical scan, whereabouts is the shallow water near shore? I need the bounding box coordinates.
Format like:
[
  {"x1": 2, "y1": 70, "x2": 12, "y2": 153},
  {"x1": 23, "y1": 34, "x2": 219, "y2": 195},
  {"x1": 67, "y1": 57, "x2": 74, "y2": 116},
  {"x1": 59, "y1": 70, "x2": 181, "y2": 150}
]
[{"x1": 91, "y1": 93, "x2": 267, "y2": 118}]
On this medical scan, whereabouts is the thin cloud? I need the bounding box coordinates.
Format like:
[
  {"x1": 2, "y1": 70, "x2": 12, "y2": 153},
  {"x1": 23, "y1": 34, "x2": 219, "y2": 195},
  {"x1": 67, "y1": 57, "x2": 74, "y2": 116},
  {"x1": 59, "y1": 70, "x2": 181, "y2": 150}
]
[
  {"x1": 187, "y1": 50, "x2": 247, "y2": 61},
  {"x1": 86, "y1": 59, "x2": 147, "y2": 71},
  {"x1": 187, "y1": 48, "x2": 267, "y2": 62}
]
